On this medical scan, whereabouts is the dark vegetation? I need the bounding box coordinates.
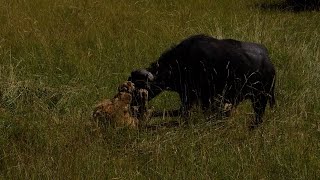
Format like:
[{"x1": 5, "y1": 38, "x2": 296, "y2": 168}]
[
  {"x1": 287, "y1": 0, "x2": 320, "y2": 10},
  {"x1": 260, "y1": 0, "x2": 320, "y2": 11}
]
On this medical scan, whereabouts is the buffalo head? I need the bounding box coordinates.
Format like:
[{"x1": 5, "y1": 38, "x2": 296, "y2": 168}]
[{"x1": 129, "y1": 67, "x2": 174, "y2": 100}]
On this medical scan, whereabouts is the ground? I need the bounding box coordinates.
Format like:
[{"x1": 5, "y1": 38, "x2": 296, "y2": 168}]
[{"x1": 0, "y1": 0, "x2": 319, "y2": 179}]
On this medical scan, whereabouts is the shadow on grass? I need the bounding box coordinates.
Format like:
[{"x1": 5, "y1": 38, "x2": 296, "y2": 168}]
[
  {"x1": 257, "y1": 1, "x2": 320, "y2": 12},
  {"x1": 145, "y1": 121, "x2": 181, "y2": 131},
  {"x1": 143, "y1": 113, "x2": 228, "y2": 131}
]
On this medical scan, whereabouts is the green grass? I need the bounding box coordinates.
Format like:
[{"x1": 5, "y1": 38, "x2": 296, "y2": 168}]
[{"x1": 0, "y1": 0, "x2": 320, "y2": 179}]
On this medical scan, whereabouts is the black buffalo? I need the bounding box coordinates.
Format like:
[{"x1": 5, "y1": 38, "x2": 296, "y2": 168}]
[{"x1": 129, "y1": 34, "x2": 276, "y2": 128}]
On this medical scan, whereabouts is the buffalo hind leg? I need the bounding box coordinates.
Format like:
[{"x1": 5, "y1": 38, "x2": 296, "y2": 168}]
[{"x1": 250, "y1": 95, "x2": 267, "y2": 130}]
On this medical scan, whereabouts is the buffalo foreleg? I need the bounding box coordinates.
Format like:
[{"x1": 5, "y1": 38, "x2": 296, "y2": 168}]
[{"x1": 250, "y1": 95, "x2": 267, "y2": 129}]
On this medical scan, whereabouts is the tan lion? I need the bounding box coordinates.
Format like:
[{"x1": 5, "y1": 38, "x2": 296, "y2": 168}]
[{"x1": 92, "y1": 81, "x2": 148, "y2": 129}]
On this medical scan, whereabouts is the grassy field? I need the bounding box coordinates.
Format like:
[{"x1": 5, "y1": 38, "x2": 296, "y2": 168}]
[{"x1": 0, "y1": 0, "x2": 319, "y2": 179}]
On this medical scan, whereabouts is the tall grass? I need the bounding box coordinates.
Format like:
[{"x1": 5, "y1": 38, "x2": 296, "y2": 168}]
[{"x1": 0, "y1": 0, "x2": 319, "y2": 179}]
